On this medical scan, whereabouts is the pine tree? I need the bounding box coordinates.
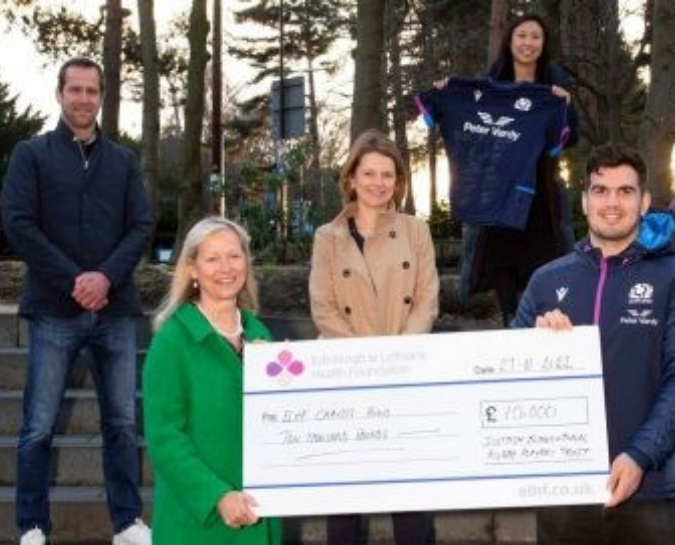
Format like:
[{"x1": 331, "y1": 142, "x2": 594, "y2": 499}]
[
  {"x1": 0, "y1": 80, "x2": 46, "y2": 255},
  {"x1": 228, "y1": 0, "x2": 349, "y2": 168}
]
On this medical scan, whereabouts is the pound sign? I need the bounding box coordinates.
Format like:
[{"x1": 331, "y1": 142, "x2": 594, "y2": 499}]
[{"x1": 485, "y1": 405, "x2": 497, "y2": 423}]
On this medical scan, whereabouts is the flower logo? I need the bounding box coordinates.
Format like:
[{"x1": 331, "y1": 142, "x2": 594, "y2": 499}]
[{"x1": 266, "y1": 350, "x2": 305, "y2": 385}]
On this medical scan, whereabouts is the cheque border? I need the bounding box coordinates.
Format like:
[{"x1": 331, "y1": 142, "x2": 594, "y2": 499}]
[{"x1": 244, "y1": 372, "x2": 604, "y2": 396}]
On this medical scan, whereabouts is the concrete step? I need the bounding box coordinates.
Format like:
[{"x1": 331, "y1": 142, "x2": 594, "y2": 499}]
[
  {"x1": 0, "y1": 306, "x2": 23, "y2": 349},
  {"x1": 0, "y1": 435, "x2": 152, "y2": 487},
  {"x1": 0, "y1": 310, "x2": 319, "y2": 350},
  {"x1": 0, "y1": 487, "x2": 534, "y2": 544},
  {"x1": 0, "y1": 349, "x2": 24, "y2": 390},
  {"x1": 0, "y1": 316, "x2": 317, "y2": 392},
  {"x1": 260, "y1": 315, "x2": 460, "y2": 337},
  {"x1": 0, "y1": 309, "x2": 153, "y2": 350},
  {"x1": 0, "y1": 349, "x2": 146, "y2": 390},
  {"x1": 261, "y1": 314, "x2": 318, "y2": 341},
  {"x1": 0, "y1": 389, "x2": 143, "y2": 436},
  {"x1": 0, "y1": 486, "x2": 153, "y2": 543},
  {"x1": 0, "y1": 311, "x2": 536, "y2": 543}
]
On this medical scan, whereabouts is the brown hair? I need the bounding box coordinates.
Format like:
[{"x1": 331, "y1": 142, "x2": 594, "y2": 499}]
[
  {"x1": 58, "y1": 57, "x2": 105, "y2": 94},
  {"x1": 584, "y1": 143, "x2": 647, "y2": 192},
  {"x1": 339, "y1": 129, "x2": 408, "y2": 208}
]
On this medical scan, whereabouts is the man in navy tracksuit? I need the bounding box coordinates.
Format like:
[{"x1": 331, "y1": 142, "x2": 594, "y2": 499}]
[{"x1": 513, "y1": 143, "x2": 675, "y2": 544}]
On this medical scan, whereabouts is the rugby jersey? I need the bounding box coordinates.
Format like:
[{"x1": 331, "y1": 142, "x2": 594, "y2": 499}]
[{"x1": 416, "y1": 77, "x2": 569, "y2": 229}]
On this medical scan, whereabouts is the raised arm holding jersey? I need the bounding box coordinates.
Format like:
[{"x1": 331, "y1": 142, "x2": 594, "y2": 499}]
[{"x1": 417, "y1": 13, "x2": 578, "y2": 324}]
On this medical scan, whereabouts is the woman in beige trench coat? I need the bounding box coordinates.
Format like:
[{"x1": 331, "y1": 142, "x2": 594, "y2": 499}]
[{"x1": 309, "y1": 129, "x2": 439, "y2": 544}]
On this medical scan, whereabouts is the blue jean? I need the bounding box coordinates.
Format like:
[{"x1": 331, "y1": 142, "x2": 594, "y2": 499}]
[{"x1": 16, "y1": 313, "x2": 142, "y2": 535}]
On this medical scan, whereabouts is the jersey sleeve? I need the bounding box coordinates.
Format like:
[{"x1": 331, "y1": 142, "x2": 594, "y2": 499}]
[
  {"x1": 546, "y1": 100, "x2": 572, "y2": 158},
  {"x1": 414, "y1": 87, "x2": 443, "y2": 128}
]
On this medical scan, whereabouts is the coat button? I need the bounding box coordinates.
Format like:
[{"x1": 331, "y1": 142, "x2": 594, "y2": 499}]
[
  {"x1": 342, "y1": 268, "x2": 350, "y2": 278},
  {"x1": 402, "y1": 261, "x2": 410, "y2": 269},
  {"x1": 404, "y1": 296, "x2": 412, "y2": 305},
  {"x1": 389, "y1": 230, "x2": 396, "y2": 238},
  {"x1": 344, "y1": 306, "x2": 352, "y2": 315}
]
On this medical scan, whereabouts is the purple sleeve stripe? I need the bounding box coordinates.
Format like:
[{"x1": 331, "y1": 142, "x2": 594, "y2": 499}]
[
  {"x1": 548, "y1": 126, "x2": 571, "y2": 158},
  {"x1": 593, "y1": 257, "x2": 608, "y2": 324},
  {"x1": 414, "y1": 95, "x2": 435, "y2": 129}
]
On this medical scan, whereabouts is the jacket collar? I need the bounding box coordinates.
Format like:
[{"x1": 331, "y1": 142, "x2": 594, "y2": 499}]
[
  {"x1": 175, "y1": 302, "x2": 213, "y2": 343},
  {"x1": 576, "y1": 210, "x2": 675, "y2": 265},
  {"x1": 576, "y1": 236, "x2": 644, "y2": 264},
  {"x1": 55, "y1": 117, "x2": 100, "y2": 145},
  {"x1": 331, "y1": 202, "x2": 399, "y2": 235},
  {"x1": 174, "y1": 301, "x2": 263, "y2": 343}
]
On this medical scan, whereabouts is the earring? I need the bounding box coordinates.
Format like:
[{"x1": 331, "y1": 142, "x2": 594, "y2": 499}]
[{"x1": 192, "y1": 279, "x2": 199, "y2": 289}]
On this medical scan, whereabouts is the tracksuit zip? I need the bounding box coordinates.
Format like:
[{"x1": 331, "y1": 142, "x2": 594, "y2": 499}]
[
  {"x1": 593, "y1": 256, "x2": 609, "y2": 324},
  {"x1": 76, "y1": 140, "x2": 89, "y2": 170}
]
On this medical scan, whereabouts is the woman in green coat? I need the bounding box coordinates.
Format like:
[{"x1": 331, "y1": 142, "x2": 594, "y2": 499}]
[{"x1": 144, "y1": 217, "x2": 282, "y2": 544}]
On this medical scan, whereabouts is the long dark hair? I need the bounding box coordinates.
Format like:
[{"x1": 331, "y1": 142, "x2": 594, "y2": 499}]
[{"x1": 487, "y1": 13, "x2": 551, "y2": 83}]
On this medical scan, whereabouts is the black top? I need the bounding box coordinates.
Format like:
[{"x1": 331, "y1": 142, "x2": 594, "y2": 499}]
[{"x1": 348, "y1": 216, "x2": 365, "y2": 254}]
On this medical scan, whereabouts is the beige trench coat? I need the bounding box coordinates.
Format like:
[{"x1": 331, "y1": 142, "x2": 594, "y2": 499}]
[{"x1": 309, "y1": 204, "x2": 439, "y2": 338}]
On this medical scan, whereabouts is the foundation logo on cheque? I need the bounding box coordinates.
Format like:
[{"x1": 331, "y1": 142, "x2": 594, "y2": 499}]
[{"x1": 266, "y1": 350, "x2": 305, "y2": 385}]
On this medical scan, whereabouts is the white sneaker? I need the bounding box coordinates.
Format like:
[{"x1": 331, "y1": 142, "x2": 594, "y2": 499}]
[
  {"x1": 19, "y1": 528, "x2": 46, "y2": 545},
  {"x1": 112, "y1": 518, "x2": 151, "y2": 545}
]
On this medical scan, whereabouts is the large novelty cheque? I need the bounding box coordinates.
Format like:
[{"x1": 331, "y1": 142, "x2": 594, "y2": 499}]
[{"x1": 243, "y1": 326, "x2": 609, "y2": 516}]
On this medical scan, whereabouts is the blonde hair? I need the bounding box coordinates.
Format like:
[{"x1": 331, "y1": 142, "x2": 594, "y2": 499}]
[
  {"x1": 153, "y1": 216, "x2": 259, "y2": 330},
  {"x1": 339, "y1": 129, "x2": 408, "y2": 208}
]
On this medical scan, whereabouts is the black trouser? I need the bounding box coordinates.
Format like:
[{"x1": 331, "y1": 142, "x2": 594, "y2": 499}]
[
  {"x1": 327, "y1": 512, "x2": 428, "y2": 545},
  {"x1": 537, "y1": 501, "x2": 675, "y2": 545}
]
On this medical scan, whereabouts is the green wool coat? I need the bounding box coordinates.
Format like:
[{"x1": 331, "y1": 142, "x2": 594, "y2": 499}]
[{"x1": 143, "y1": 302, "x2": 282, "y2": 544}]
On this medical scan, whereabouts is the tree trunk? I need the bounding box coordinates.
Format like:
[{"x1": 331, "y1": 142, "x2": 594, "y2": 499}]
[
  {"x1": 351, "y1": 0, "x2": 386, "y2": 141},
  {"x1": 301, "y1": 0, "x2": 321, "y2": 171},
  {"x1": 211, "y1": 0, "x2": 223, "y2": 200},
  {"x1": 304, "y1": 57, "x2": 325, "y2": 208},
  {"x1": 305, "y1": 58, "x2": 321, "y2": 172},
  {"x1": 415, "y1": 2, "x2": 439, "y2": 212},
  {"x1": 487, "y1": 0, "x2": 508, "y2": 65},
  {"x1": 101, "y1": 0, "x2": 123, "y2": 140},
  {"x1": 601, "y1": 2, "x2": 622, "y2": 141},
  {"x1": 559, "y1": 0, "x2": 595, "y2": 142},
  {"x1": 639, "y1": 0, "x2": 675, "y2": 206},
  {"x1": 137, "y1": 0, "x2": 160, "y2": 244},
  {"x1": 428, "y1": 130, "x2": 437, "y2": 208},
  {"x1": 386, "y1": 0, "x2": 414, "y2": 214},
  {"x1": 175, "y1": 0, "x2": 209, "y2": 256},
  {"x1": 560, "y1": 0, "x2": 627, "y2": 145}
]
